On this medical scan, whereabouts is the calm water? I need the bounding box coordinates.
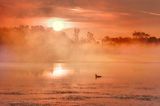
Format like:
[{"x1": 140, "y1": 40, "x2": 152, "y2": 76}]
[{"x1": 0, "y1": 62, "x2": 160, "y2": 106}]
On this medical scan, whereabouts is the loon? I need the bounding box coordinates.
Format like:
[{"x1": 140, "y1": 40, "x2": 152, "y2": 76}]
[{"x1": 95, "y1": 74, "x2": 102, "y2": 79}]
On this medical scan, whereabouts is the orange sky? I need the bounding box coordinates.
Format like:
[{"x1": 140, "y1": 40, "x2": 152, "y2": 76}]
[{"x1": 0, "y1": 0, "x2": 160, "y2": 36}]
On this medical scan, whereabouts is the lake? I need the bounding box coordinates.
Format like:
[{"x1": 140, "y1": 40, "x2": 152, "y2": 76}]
[{"x1": 0, "y1": 62, "x2": 160, "y2": 106}]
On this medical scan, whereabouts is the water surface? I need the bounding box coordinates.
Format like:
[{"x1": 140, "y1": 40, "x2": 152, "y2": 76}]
[{"x1": 0, "y1": 62, "x2": 160, "y2": 106}]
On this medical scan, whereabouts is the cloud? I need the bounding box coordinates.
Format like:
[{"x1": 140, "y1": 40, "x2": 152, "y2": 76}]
[
  {"x1": 0, "y1": 0, "x2": 160, "y2": 35},
  {"x1": 141, "y1": 11, "x2": 160, "y2": 16}
]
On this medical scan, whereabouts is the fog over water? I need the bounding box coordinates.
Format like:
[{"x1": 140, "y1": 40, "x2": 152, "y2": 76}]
[
  {"x1": 0, "y1": 26, "x2": 160, "y2": 63},
  {"x1": 0, "y1": 0, "x2": 160, "y2": 105},
  {"x1": 0, "y1": 62, "x2": 160, "y2": 106},
  {"x1": 0, "y1": 27, "x2": 160, "y2": 106}
]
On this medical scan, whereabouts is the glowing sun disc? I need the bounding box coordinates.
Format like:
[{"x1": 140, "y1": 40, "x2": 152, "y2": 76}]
[{"x1": 52, "y1": 20, "x2": 64, "y2": 31}]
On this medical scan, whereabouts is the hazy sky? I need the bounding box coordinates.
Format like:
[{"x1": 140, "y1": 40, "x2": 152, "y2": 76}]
[{"x1": 0, "y1": 0, "x2": 160, "y2": 36}]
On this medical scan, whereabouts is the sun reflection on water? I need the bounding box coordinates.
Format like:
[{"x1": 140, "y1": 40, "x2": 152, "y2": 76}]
[
  {"x1": 51, "y1": 64, "x2": 69, "y2": 78},
  {"x1": 45, "y1": 63, "x2": 76, "y2": 79},
  {"x1": 52, "y1": 64, "x2": 68, "y2": 78}
]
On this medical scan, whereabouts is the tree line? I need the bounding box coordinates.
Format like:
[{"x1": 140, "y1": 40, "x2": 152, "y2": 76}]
[
  {"x1": 0, "y1": 25, "x2": 160, "y2": 46},
  {"x1": 102, "y1": 32, "x2": 160, "y2": 45}
]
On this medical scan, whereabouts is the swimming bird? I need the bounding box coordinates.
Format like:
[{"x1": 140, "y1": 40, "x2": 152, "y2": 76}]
[{"x1": 95, "y1": 74, "x2": 102, "y2": 79}]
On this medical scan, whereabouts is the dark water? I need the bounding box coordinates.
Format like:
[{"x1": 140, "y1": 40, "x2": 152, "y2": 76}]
[{"x1": 0, "y1": 62, "x2": 160, "y2": 106}]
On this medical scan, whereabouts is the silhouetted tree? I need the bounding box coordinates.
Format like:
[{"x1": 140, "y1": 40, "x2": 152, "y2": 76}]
[
  {"x1": 133, "y1": 31, "x2": 150, "y2": 39},
  {"x1": 87, "y1": 32, "x2": 95, "y2": 43},
  {"x1": 147, "y1": 37, "x2": 158, "y2": 43},
  {"x1": 74, "y1": 28, "x2": 80, "y2": 42}
]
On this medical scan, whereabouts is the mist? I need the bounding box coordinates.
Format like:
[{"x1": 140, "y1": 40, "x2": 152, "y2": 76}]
[{"x1": 0, "y1": 26, "x2": 160, "y2": 63}]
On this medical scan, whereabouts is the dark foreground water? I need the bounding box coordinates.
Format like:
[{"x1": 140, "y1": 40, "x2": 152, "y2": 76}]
[{"x1": 0, "y1": 62, "x2": 160, "y2": 106}]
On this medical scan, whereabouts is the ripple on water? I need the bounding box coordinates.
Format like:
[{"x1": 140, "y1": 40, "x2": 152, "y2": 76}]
[
  {"x1": 9, "y1": 102, "x2": 52, "y2": 106},
  {"x1": 0, "y1": 92, "x2": 24, "y2": 95},
  {"x1": 110, "y1": 94, "x2": 160, "y2": 101},
  {"x1": 62, "y1": 95, "x2": 90, "y2": 101},
  {"x1": 42, "y1": 90, "x2": 79, "y2": 94}
]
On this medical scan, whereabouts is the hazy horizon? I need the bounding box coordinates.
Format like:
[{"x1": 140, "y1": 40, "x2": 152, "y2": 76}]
[
  {"x1": 0, "y1": 0, "x2": 160, "y2": 106},
  {"x1": 0, "y1": 0, "x2": 160, "y2": 36}
]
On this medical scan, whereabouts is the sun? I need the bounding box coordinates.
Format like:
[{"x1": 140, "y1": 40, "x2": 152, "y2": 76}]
[
  {"x1": 46, "y1": 18, "x2": 73, "y2": 31},
  {"x1": 52, "y1": 19, "x2": 65, "y2": 31}
]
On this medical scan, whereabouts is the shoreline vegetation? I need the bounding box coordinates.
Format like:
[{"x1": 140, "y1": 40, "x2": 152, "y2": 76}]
[
  {"x1": 0, "y1": 25, "x2": 160, "y2": 62},
  {"x1": 0, "y1": 25, "x2": 160, "y2": 46}
]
